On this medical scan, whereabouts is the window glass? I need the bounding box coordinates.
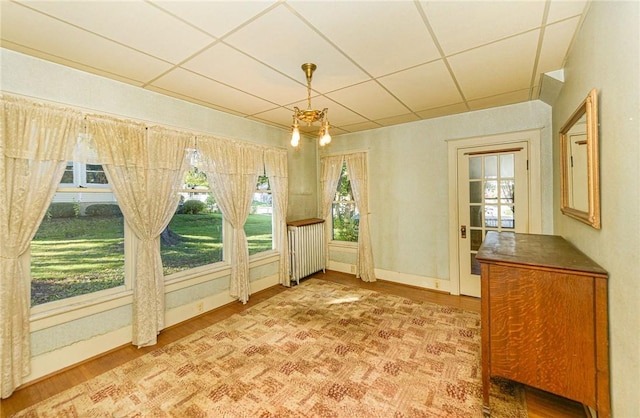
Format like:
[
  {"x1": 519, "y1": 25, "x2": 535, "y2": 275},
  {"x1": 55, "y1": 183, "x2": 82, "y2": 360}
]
[
  {"x1": 245, "y1": 175, "x2": 273, "y2": 256},
  {"x1": 332, "y1": 162, "x2": 359, "y2": 242},
  {"x1": 60, "y1": 162, "x2": 74, "y2": 185},
  {"x1": 161, "y1": 168, "x2": 223, "y2": 276},
  {"x1": 31, "y1": 163, "x2": 124, "y2": 306},
  {"x1": 85, "y1": 164, "x2": 108, "y2": 185}
]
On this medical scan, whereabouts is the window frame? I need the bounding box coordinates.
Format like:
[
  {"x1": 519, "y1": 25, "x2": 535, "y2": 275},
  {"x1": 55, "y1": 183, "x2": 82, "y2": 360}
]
[
  {"x1": 246, "y1": 175, "x2": 276, "y2": 258},
  {"x1": 29, "y1": 182, "x2": 133, "y2": 314},
  {"x1": 330, "y1": 162, "x2": 359, "y2": 244},
  {"x1": 162, "y1": 181, "x2": 229, "y2": 282}
]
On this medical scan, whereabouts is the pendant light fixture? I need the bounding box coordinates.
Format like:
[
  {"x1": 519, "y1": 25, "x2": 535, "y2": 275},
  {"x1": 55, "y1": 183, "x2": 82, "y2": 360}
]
[{"x1": 290, "y1": 63, "x2": 331, "y2": 147}]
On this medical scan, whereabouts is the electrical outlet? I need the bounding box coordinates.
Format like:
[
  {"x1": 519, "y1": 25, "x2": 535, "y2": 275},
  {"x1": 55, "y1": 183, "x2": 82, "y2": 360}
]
[
  {"x1": 350, "y1": 265, "x2": 356, "y2": 274},
  {"x1": 196, "y1": 302, "x2": 204, "y2": 313},
  {"x1": 435, "y1": 280, "x2": 440, "y2": 290}
]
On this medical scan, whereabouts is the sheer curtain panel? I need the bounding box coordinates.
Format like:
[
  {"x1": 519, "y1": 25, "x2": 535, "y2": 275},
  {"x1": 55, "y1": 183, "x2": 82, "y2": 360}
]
[
  {"x1": 198, "y1": 138, "x2": 263, "y2": 303},
  {"x1": 344, "y1": 153, "x2": 376, "y2": 282},
  {"x1": 86, "y1": 116, "x2": 193, "y2": 347},
  {"x1": 264, "y1": 149, "x2": 289, "y2": 287},
  {"x1": 1, "y1": 95, "x2": 82, "y2": 398},
  {"x1": 320, "y1": 156, "x2": 345, "y2": 269}
]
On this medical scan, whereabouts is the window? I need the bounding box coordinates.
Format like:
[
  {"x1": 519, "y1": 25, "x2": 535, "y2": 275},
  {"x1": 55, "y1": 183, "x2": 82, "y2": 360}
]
[
  {"x1": 161, "y1": 168, "x2": 223, "y2": 277},
  {"x1": 31, "y1": 163, "x2": 125, "y2": 306},
  {"x1": 245, "y1": 175, "x2": 273, "y2": 255},
  {"x1": 332, "y1": 162, "x2": 359, "y2": 242}
]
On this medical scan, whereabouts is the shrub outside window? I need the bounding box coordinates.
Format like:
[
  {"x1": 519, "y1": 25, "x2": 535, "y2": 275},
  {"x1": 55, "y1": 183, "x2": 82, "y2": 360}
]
[
  {"x1": 246, "y1": 175, "x2": 273, "y2": 256},
  {"x1": 161, "y1": 168, "x2": 223, "y2": 277},
  {"x1": 332, "y1": 162, "x2": 359, "y2": 242},
  {"x1": 31, "y1": 163, "x2": 125, "y2": 306}
]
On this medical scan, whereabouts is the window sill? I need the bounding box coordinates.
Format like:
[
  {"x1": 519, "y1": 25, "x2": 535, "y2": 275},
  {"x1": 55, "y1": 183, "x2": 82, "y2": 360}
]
[
  {"x1": 29, "y1": 252, "x2": 282, "y2": 331},
  {"x1": 329, "y1": 240, "x2": 358, "y2": 250},
  {"x1": 30, "y1": 287, "x2": 133, "y2": 332}
]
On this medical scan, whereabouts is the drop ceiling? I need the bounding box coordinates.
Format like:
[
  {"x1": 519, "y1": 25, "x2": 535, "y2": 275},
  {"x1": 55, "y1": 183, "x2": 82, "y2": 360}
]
[{"x1": 0, "y1": 0, "x2": 588, "y2": 136}]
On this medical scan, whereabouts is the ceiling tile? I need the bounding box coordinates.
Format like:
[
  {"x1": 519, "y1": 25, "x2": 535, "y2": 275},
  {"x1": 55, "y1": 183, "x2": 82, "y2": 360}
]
[
  {"x1": 340, "y1": 121, "x2": 384, "y2": 133},
  {"x1": 182, "y1": 43, "x2": 302, "y2": 105},
  {"x1": 547, "y1": 0, "x2": 588, "y2": 23},
  {"x1": 378, "y1": 60, "x2": 463, "y2": 112},
  {"x1": 376, "y1": 113, "x2": 421, "y2": 127},
  {"x1": 153, "y1": 1, "x2": 277, "y2": 38},
  {"x1": 537, "y1": 17, "x2": 581, "y2": 76},
  {"x1": 151, "y1": 68, "x2": 276, "y2": 116},
  {"x1": 289, "y1": 0, "x2": 439, "y2": 77},
  {"x1": 448, "y1": 31, "x2": 539, "y2": 100},
  {"x1": 250, "y1": 107, "x2": 296, "y2": 129},
  {"x1": 326, "y1": 81, "x2": 410, "y2": 121},
  {"x1": 1, "y1": 1, "x2": 172, "y2": 82},
  {"x1": 18, "y1": 0, "x2": 214, "y2": 64},
  {"x1": 422, "y1": 0, "x2": 545, "y2": 55},
  {"x1": 467, "y1": 88, "x2": 531, "y2": 111},
  {"x1": 416, "y1": 103, "x2": 469, "y2": 119},
  {"x1": 224, "y1": 4, "x2": 369, "y2": 92}
]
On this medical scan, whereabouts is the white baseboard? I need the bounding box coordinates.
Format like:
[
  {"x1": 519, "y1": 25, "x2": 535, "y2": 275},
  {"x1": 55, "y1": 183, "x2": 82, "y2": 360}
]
[
  {"x1": 165, "y1": 273, "x2": 280, "y2": 327},
  {"x1": 26, "y1": 274, "x2": 281, "y2": 386},
  {"x1": 27, "y1": 325, "x2": 132, "y2": 384},
  {"x1": 374, "y1": 268, "x2": 450, "y2": 293},
  {"x1": 327, "y1": 262, "x2": 450, "y2": 293},
  {"x1": 328, "y1": 260, "x2": 355, "y2": 274}
]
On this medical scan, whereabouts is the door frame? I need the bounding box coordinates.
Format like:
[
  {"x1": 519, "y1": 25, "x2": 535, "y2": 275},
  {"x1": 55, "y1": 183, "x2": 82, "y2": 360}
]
[{"x1": 447, "y1": 129, "x2": 543, "y2": 296}]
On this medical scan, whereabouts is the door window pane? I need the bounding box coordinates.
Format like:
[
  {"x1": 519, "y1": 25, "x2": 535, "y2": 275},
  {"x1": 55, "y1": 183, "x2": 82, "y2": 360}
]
[
  {"x1": 484, "y1": 180, "x2": 498, "y2": 203},
  {"x1": 500, "y1": 154, "x2": 514, "y2": 177},
  {"x1": 470, "y1": 206, "x2": 482, "y2": 227},
  {"x1": 484, "y1": 205, "x2": 498, "y2": 228},
  {"x1": 470, "y1": 229, "x2": 483, "y2": 251},
  {"x1": 469, "y1": 157, "x2": 482, "y2": 179},
  {"x1": 469, "y1": 181, "x2": 482, "y2": 204},
  {"x1": 501, "y1": 205, "x2": 515, "y2": 229},
  {"x1": 485, "y1": 155, "x2": 497, "y2": 178},
  {"x1": 500, "y1": 180, "x2": 515, "y2": 203}
]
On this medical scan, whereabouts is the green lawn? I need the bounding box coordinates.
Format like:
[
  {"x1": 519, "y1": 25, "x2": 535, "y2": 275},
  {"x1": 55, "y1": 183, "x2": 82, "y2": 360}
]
[{"x1": 31, "y1": 212, "x2": 272, "y2": 305}]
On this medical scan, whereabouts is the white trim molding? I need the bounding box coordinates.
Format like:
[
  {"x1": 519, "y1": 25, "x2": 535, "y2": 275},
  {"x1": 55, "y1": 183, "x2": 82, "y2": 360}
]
[{"x1": 446, "y1": 129, "x2": 542, "y2": 295}]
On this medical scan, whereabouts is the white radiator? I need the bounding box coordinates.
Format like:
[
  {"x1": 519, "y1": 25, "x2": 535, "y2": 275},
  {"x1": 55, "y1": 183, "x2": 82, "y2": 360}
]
[{"x1": 287, "y1": 218, "x2": 326, "y2": 285}]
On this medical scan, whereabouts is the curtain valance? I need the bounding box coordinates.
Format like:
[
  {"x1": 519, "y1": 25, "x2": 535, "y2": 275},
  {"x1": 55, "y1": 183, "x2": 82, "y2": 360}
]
[
  {"x1": 85, "y1": 116, "x2": 195, "y2": 169},
  {"x1": 1, "y1": 95, "x2": 82, "y2": 161}
]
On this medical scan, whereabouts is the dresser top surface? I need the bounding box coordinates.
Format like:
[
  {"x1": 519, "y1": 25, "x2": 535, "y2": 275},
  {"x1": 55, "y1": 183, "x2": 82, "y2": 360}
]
[{"x1": 476, "y1": 232, "x2": 607, "y2": 276}]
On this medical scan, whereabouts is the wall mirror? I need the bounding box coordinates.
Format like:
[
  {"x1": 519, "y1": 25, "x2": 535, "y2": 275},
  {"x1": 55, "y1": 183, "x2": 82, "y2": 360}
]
[{"x1": 560, "y1": 88, "x2": 601, "y2": 229}]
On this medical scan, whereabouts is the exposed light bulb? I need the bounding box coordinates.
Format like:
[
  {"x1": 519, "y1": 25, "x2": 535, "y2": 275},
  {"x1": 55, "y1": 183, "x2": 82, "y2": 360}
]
[
  {"x1": 291, "y1": 126, "x2": 300, "y2": 147},
  {"x1": 321, "y1": 130, "x2": 331, "y2": 146}
]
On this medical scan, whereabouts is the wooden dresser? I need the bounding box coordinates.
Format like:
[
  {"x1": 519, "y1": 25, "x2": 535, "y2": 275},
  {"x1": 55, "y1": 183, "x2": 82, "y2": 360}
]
[{"x1": 476, "y1": 232, "x2": 609, "y2": 417}]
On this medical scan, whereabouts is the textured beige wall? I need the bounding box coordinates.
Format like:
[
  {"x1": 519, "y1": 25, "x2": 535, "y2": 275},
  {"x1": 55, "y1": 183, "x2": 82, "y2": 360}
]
[
  {"x1": 0, "y1": 48, "x2": 318, "y2": 222},
  {"x1": 323, "y1": 100, "x2": 552, "y2": 284},
  {"x1": 552, "y1": 2, "x2": 640, "y2": 415}
]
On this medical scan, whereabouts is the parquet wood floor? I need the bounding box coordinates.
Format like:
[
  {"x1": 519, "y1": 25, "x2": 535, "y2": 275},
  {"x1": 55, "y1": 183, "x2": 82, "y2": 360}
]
[{"x1": 1, "y1": 270, "x2": 586, "y2": 417}]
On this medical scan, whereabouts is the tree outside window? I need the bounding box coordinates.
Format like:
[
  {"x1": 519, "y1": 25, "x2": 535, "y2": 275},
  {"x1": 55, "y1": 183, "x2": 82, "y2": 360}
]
[
  {"x1": 161, "y1": 167, "x2": 223, "y2": 277},
  {"x1": 332, "y1": 162, "x2": 359, "y2": 242},
  {"x1": 245, "y1": 175, "x2": 273, "y2": 255},
  {"x1": 31, "y1": 162, "x2": 125, "y2": 306}
]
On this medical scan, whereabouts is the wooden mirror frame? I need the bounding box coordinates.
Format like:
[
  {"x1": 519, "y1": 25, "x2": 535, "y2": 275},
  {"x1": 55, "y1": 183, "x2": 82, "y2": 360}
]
[{"x1": 560, "y1": 88, "x2": 601, "y2": 229}]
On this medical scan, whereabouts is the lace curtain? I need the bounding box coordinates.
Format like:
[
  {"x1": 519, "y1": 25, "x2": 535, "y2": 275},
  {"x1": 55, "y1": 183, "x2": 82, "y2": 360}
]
[
  {"x1": 198, "y1": 137, "x2": 263, "y2": 303},
  {"x1": 345, "y1": 153, "x2": 376, "y2": 282},
  {"x1": 264, "y1": 149, "x2": 289, "y2": 287},
  {"x1": 85, "y1": 116, "x2": 194, "y2": 347},
  {"x1": 320, "y1": 156, "x2": 345, "y2": 269},
  {"x1": 1, "y1": 95, "x2": 82, "y2": 398}
]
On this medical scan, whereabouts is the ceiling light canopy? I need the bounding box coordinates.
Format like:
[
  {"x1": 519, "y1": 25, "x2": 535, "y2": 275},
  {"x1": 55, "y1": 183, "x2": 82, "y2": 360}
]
[{"x1": 290, "y1": 63, "x2": 331, "y2": 147}]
